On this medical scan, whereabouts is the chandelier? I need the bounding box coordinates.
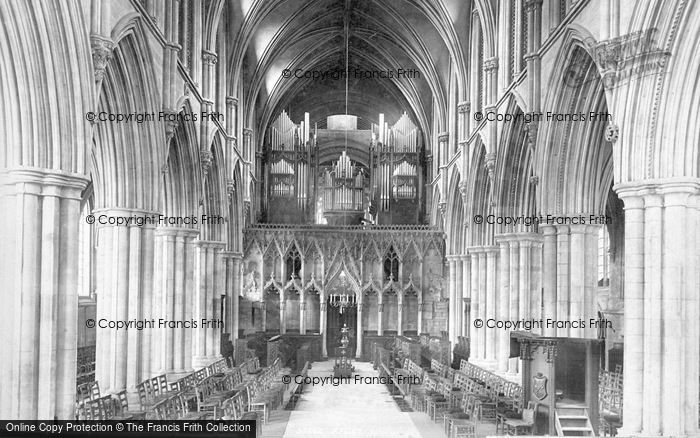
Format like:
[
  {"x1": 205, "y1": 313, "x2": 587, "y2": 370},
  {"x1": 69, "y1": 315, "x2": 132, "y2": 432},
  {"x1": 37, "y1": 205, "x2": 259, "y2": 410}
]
[
  {"x1": 329, "y1": 271, "x2": 357, "y2": 314},
  {"x1": 329, "y1": 292, "x2": 357, "y2": 314}
]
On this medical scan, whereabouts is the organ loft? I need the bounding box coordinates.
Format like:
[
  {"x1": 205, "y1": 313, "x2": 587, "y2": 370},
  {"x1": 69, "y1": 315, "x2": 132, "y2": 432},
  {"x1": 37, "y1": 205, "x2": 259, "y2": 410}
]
[{"x1": 1, "y1": 1, "x2": 699, "y2": 437}]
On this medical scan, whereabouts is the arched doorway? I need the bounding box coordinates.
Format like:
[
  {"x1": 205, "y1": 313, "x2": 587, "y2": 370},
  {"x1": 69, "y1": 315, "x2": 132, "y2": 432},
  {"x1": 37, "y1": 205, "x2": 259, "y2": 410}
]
[{"x1": 326, "y1": 298, "x2": 357, "y2": 357}]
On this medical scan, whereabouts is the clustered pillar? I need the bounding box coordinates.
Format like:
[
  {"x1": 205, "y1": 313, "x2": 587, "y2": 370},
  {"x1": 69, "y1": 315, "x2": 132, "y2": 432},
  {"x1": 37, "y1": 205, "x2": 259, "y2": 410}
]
[
  {"x1": 615, "y1": 180, "x2": 700, "y2": 436},
  {"x1": 193, "y1": 240, "x2": 226, "y2": 368},
  {"x1": 151, "y1": 227, "x2": 198, "y2": 374},
  {"x1": 539, "y1": 223, "x2": 598, "y2": 338},
  {"x1": 466, "y1": 235, "x2": 542, "y2": 374},
  {"x1": 95, "y1": 211, "x2": 158, "y2": 394},
  {"x1": 0, "y1": 169, "x2": 88, "y2": 420}
]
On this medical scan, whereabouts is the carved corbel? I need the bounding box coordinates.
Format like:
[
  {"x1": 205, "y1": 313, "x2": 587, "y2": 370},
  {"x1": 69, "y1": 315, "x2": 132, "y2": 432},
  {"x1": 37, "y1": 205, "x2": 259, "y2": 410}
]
[
  {"x1": 200, "y1": 149, "x2": 214, "y2": 179},
  {"x1": 226, "y1": 178, "x2": 236, "y2": 198},
  {"x1": 91, "y1": 35, "x2": 115, "y2": 83},
  {"x1": 484, "y1": 153, "x2": 496, "y2": 182}
]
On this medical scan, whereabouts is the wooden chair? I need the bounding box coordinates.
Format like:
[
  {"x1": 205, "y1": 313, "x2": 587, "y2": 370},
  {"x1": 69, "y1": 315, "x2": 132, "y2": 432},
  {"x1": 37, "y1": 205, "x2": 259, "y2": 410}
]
[
  {"x1": 503, "y1": 402, "x2": 538, "y2": 435},
  {"x1": 443, "y1": 394, "x2": 477, "y2": 436},
  {"x1": 427, "y1": 381, "x2": 450, "y2": 421},
  {"x1": 112, "y1": 390, "x2": 147, "y2": 420},
  {"x1": 246, "y1": 384, "x2": 269, "y2": 424},
  {"x1": 451, "y1": 418, "x2": 477, "y2": 438}
]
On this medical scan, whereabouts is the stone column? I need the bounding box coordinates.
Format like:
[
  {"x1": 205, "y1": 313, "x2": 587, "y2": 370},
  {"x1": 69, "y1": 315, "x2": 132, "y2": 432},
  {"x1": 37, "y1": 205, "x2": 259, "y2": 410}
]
[
  {"x1": 279, "y1": 291, "x2": 286, "y2": 335},
  {"x1": 569, "y1": 224, "x2": 599, "y2": 338},
  {"x1": 461, "y1": 255, "x2": 470, "y2": 337},
  {"x1": 356, "y1": 302, "x2": 363, "y2": 359},
  {"x1": 417, "y1": 298, "x2": 423, "y2": 334},
  {"x1": 193, "y1": 240, "x2": 225, "y2": 368},
  {"x1": 222, "y1": 253, "x2": 242, "y2": 340},
  {"x1": 468, "y1": 248, "x2": 489, "y2": 364},
  {"x1": 541, "y1": 225, "x2": 557, "y2": 336},
  {"x1": 153, "y1": 227, "x2": 197, "y2": 374},
  {"x1": 495, "y1": 238, "x2": 510, "y2": 374},
  {"x1": 447, "y1": 256, "x2": 458, "y2": 347},
  {"x1": 0, "y1": 169, "x2": 87, "y2": 420},
  {"x1": 555, "y1": 225, "x2": 570, "y2": 337},
  {"x1": 94, "y1": 209, "x2": 156, "y2": 392},
  {"x1": 615, "y1": 180, "x2": 700, "y2": 436},
  {"x1": 525, "y1": 0, "x2": 543, "y2": 111},
  {"x1": 397, "y1": 294, "x2": 403, "y2": 336},
  {"x1": 508, "y1": 238, "x2": 520, "y2": 374},
  {"x1": 320, "y1": 298, "x2": 328, "y2": 357},
  {"x1": 468, "y1": 250, "x2": 480, "y2": 361},
  {"x1": 377, "y1": 294, "x2": 384, "y2": 336},
  {"x1": 299, "y1": 297, "x2": 306, "y2": 335},
  {"x1": 484, "y1": 247, "x2": 498, "y2": 369}
]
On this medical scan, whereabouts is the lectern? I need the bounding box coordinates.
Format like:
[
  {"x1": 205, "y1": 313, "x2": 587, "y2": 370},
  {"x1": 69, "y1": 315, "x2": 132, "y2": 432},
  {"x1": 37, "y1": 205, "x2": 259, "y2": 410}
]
[
  {"x1": 334, "y1": 324, "x2": 355, "y2": 378},
  {"x1": 510, "y1": 331, "x2": 603, "y2": 435}
]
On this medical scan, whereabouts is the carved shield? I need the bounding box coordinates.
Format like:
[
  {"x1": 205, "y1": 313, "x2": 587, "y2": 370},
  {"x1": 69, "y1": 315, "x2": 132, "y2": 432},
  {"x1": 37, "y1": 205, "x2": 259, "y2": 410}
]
[{"x1": 533, "y1": 374, "x2": 548, "y2": 401}]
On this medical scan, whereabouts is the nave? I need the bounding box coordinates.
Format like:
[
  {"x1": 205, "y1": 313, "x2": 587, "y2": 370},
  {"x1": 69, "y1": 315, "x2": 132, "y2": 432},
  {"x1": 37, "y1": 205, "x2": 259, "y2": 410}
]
[
  {"x1": 3, "y1": 1, "x2": 700, "y2": 436},
  {"x1": 265, "y1": 361, "x2": 444, "y2": 438}
]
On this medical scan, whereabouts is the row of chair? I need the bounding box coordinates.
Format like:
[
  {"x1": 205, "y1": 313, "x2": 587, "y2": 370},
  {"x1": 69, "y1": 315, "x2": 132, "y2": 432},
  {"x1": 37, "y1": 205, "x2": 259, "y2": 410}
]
[
  {"x1": 136, "y1": 374, "x2": 170, "y2": 409},
  {"x1": 244, "y1": 357, "x2": 290, "y2": 424},
  {"x1": 287, "y1": 361, "x2": 310, "y2": 409},
  {"x1": 599, "y1": 366, "x2": 623, "y2": 436},
  {"x1": 76, "y1": 389, "x2": 146, "y2": 420},
  {"x1": 75, "y1": 354, "x2": 270, "y2": 423},
  {"x1": 388, "y1": 357, "x2": 530, "y2": 437},
  {"x1": 460, "y1": 359, "x2": 522, "y2": 409}
]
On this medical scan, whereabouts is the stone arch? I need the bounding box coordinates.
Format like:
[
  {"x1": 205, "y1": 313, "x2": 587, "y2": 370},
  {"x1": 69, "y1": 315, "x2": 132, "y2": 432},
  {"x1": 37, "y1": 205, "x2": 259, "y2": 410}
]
[
  {"x1": 538, "y1": 39, "x2": 613, "y2": 216},
  {"x1": 0, "y1": 1, "x2": 93, "y2": 173},
  {"x1": 228, "y1": 160, "x2": 244, "y2": 251},
  {"x1": 467, "y1": 141, "x2": 492, "y2": 245},
  {"x1": 612, "y1": 1, "x2": 700, "y2": 181},
  {"x1": 201, "y1": 134, "x2": 227, "y2": 241},
  {"x1": 446, "y1": 166, "x2": 464, "y2": 254},
  {"x1": 161, "y1": 101, "x2": 201, "y2": 222},
  {"x1": 92, "y1": 27, "x2": 162, "y2": 210},
  {"x1": 494, "y1": 99, "x2": 536, "y2": 233}
]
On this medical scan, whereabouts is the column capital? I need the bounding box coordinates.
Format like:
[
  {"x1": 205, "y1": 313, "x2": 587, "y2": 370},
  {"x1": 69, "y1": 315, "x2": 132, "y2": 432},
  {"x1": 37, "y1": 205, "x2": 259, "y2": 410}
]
[
  {"x1": 467, "y1": 245, "x2": 499, "y2": 255},
  {"x1": 614, "y1": 177, "x2": 700, "y2": 203},
  {"x1": 155, "y1": 226, "x2": 200, "y2": 237},
  {"x1": 201, "y1": 50, "x2": 218, "y2": 66},
  {"x1": 0, "y1": 167, "x2": 89, "y2": 199},
  {"x1": 539, "y1": 224, "x2": 558, "y2": 235},
  {"x1": 243, "y1": 128, "x2": 253, "y2": 138},
  {"x1": 194, "y1": 239, "x2": 226, "y2": 249},
  {"x1": 525, "y1": 0, "x2": 543, "y2": 12},
  {"x1": 90, "y1": 34, "x2": 115, "y2": 82},
  {"x1": 483, "y1": 57, "x2": 499, "y2": 72},
  {"x1": 437, "y1": 132, "x2": 450, "y2": 143},
  {"x1": 226, "y1": 96, "x2": 239, "y2": 106},
  {"x1": 568, "y1": 223, "x2": 596, "y2": 234},
  {"x1": 457, "y1": 101, "x2": 470, "y2": 114}
]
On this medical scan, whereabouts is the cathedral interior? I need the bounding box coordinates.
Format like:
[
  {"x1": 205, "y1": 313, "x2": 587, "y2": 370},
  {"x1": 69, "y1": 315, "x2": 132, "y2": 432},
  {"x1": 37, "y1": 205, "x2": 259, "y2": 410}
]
[{"x1": 1, "y1": 0, "x2": 699, "y2": 437}]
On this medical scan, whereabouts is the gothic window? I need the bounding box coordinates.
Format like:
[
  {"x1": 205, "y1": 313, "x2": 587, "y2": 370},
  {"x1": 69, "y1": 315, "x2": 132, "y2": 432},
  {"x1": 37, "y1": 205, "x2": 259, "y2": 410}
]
[
  {"x1": 383, "y1": 246, "x2": 399, "y2": 281},
  {"x1": 286, "y1": 246, "x2": 302, "y2": 280}
]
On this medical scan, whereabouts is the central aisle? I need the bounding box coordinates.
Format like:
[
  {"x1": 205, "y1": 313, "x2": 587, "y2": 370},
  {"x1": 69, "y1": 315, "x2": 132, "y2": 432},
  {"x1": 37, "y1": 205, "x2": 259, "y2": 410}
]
[{"x1": 278, "y1": 360, "x2": 444, "y2": 438}]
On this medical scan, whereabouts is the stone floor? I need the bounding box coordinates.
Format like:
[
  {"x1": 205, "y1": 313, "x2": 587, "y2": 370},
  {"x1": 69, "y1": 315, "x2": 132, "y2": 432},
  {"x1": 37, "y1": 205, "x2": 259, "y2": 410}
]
[{"x1": 261, "y1": 360, "x2": 499, "y2": 438}]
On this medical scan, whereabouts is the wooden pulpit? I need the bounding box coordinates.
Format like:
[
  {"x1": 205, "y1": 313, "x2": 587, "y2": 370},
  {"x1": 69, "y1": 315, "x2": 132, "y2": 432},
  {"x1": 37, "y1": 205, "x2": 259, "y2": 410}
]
[{"x1": 510, "y1": 331, "x2": 604, "y2": 435}]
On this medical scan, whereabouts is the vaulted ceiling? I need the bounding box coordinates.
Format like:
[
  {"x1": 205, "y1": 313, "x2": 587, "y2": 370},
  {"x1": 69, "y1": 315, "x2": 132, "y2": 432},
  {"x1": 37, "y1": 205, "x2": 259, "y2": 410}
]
[{"x1": 226, "y1": 0, "x2": 471, "y2": 147}]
